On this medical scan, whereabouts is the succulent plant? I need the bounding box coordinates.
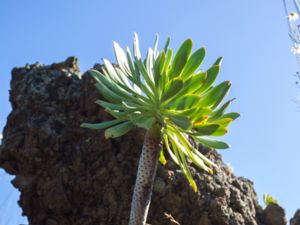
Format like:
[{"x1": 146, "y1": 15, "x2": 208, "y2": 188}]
[
  {"x1": 263, "y1": 193, "x2": 279, "y2": 207},
  {"x1": 82, "y1": 33, "x2": 239, "y2": 225}
]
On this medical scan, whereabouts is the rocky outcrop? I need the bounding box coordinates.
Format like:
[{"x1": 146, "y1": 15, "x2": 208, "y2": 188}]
[
  {"x1": 263, "y1": 203, "x2": 287, "y2": 225},
  {"x1": 291, "y1": 210, "x2": 300, "y2": 225},
  {"x1": 0, "y1": 57, "x2": 291, "y2": 225}
]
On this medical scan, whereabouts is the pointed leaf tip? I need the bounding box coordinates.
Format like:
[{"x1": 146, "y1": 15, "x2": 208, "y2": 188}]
[
  {"x1": 214, "y1": 57, "x2": 223, "y2": 66},
  {"x1": 191, "y1": 180, "x2": 197, "y2": 192},
  {"x1": 164, "y1": 36, "x2": 171, "y2": 52}
]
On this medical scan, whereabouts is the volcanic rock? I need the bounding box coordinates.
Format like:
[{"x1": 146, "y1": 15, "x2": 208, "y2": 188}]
[{"x1": 0, "y1": 57, "x2": 290, "y2": 225}]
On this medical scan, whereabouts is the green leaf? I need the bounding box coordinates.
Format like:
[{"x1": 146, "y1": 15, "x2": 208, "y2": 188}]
[
  {"x1": 126, "y1": 47, "x2": 140, "y2": 83},
  {"x1": 94, "y1": 82, "x2": 123, "y2": 104},
  {"x1": 170, "y1": 128, "x2": 214, "y2": 172},
  {"x1": 90, "y1": 70, "x2": 134, "y2": 103},
  {"x1": 213, "y1": 57, "x2": 223, "y2": 66},
  {"x1": 213, "y1": 118, "x2": 233, "y2": 127},
  {"x1": 159, "y1": 148, "x2": 167, "y2": 165},
  {"x1": 183, "y1": 72, "x2": 207, "y2": 94},
  {"x1": 130, "y1": 61, "x2": 155, "y2": 98},
  {"x1": 153, "y1": 33, "x2": 159, "y2": 57},
  {"x1": 104, "y1": 121, "x2": 133, "y2": 138},
  {"x1": 145, "y1": 48, "x2": 155, "y2": 82},
  {"x1": 169, "y1": 115, "x2": 192, "y2": 130},
  {"x1": 196, "y1": 65, "x2": 220, "y2": 94},
  {"x1": 113, "y1": 41, "x2": 130, "y2": 75},
  {"x1": 81, "y1": 119, "x2": 124, "y2": 130},
  {"x1": 263, "y1": 193, "x2": 279, "y2": 207},
  {"x1": 95, "y1": 100, "x2": 123, "y2": 110},
  {"x1": 130, "y1": 114, "x2": 154, "y2": 129},
  {"x1": 167, "y1": 72, "x2": 207, "y2": 101},
  {"x1": 169, "y1": 135, "x2": 197, "y2": 192},
  {"x1": 198, "y1": 81, "x2": 231, "y2": 109},
  {"x1": 169, "y1": 39, "x2": 193, "y2": 78},
  {"x1": 133, "y1": 32, "x2": 141, "y2": 59},
  {"x1": 191, "y1": 108, "x2": 213, "y2": 122},
  {"x1": 208, "y1": 99, "x2": 235, "y2": 121},
  {"x1": 114, "y1": 67, "x2": 135, "y2": 92},
  {"x1": 164, "y1": 37, "x2": 171, "y2": 53},
  {"x1": 164, "y1": 134, "x2": 179, "y2": 165},
  {"x1": 92, "y1": 69, "x2": 147, "y2": 106},
  {"x1": 178, "y1": 95, "x2": 201, "y2": 109},
  {"x1": 171, "y1": 107, "x2": 199, "y2": 117},
  {"x1": 190, "y1": 147, "x2": 217, "y2": 170},
  {"x1": 180, "y1": 48, "x2": 205, "y2": 80},
  {"x1": 163, "y1": 48, "x2": 173, "y2": 74},
  {"x1": 159, "y1": 49, "x2": 172, "y2": 92},
  {"x1": 161, "y1": 78, "x2": 183, "y2": 102},
  {"x1": 220, "y1": 112, "x2": 240, "y2": 120},
  {"x1": 121, "y1": 101, "x2": 147, "y2": 111},
  {"x1": 169, "y1": 94, "x2": 201, "y2": 110},
  {"x1": 103, "y1": 59, "x2": 122, "y2": 84},
  {"x1": 193, "y1": 124, "x2": 227, "y2": 136},
  {"x1": 136, "y1": 58, "x2": 156, "y2": 93},
  {"x1": 105, "y1": 108, "x2": 129, "y2": 119},
  {"x1": 154, "y1": 51, "x2": 166, "y2": 87},
  {"x1": 194, "y1": 137, "x2": 230, "y2": 149}
]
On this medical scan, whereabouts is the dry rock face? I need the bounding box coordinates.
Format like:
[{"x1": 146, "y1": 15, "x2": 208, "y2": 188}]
[
  {"x1": 291, "y1": 210, "x2": 300, "y2": 225},
  {"x1": 0, "y1": 57, "x2": 292, "y2": 225},
  {"x1": 263, "y1": 203, "x2": 287, "y2": 225}
]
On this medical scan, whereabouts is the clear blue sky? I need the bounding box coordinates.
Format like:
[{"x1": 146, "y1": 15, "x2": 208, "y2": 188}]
[{"x1": 1, "y1": 0, "x2": 299, "y2": 224}]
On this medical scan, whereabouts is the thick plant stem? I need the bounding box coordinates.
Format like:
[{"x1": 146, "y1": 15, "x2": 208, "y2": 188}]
[{"x1": 128, "y1": 130, "x2": 162, "y2": 225}]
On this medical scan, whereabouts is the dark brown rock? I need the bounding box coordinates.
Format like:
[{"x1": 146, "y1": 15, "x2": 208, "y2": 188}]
[
  {"x1": 263, "y1": 203, "x2": 287, "y2": 225},
  {"x1": 0, "y1": 57, "x2": 287, "y2": 225},
  {"x1": 198, "y1": 212, "x2": 211, "y2": 225},
  {"x1": 291, "y1": 209, "x2": 300, "y2": 225}
]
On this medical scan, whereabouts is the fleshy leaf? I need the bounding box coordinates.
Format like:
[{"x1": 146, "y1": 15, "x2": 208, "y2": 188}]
[
  {"x1": 131, "y1": 114, "x2": 154, "y2": 129},
  {"x1": 213, "y1": 57, "x2": 223, "y2": 66},
  {"x1": 213, "y1": 118, "x2": 233, "y2": 127},
  {"x1": 208, "y1": 98, "x2": 235, "y2": 121},
  {"x1": 169, "y1": 115, "x2": 192, "y2": 130},
  {"x1": 95, "y1": 100, "x2": 123, "y2": 110},
  {"x1": 161, "y1": 78, "x2": 183, "y2": 102},
  {"x1": 180, "y1": 48, "x2": 205, "y2": 80},
  {"x1": 198, "y1": 81, "x2": 231, "y2": 109},
  {"x1": 220, "y1": 112, "x2": 240, "y2": 120},
  {"x1": 104, "y1": 121, "x2": 133, "y2": 138},
  {"x1": 196, "y1": 65, "x2": 220, "y2": 94},
  {"x1": 81, "y1": 119, "x2": 124, "y2": 130},
  {"x1": 194, "y1": 124, "x2": 227, "y2": 136},
  {"x1": 159, "y1": 148, "x2": 167, "y2": 165},
  {"x1": 169, "y1": 39, "x2": 193, "y2": 78},
  {"x1": 194, "y1": 137, "x2": 230, "y2": 149},
  {"x1": 168, "y1": 94, "x2": 201, "y2": 110},
  {"x1": 133, "y1": 32, "x2": 141, "y2": 59},
  {"x1": 154, "y1": 51, "x2": 166, "y2": 87},
  {"x1": 164, "y1": 37, "x2": 171, "y2": 53}
]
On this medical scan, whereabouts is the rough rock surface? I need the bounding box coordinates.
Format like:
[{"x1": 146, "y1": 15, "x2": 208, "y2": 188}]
[
  {"x1": 291, "y1": 210, "x2": 300, "y2": 225},
  {"x1": 0, "y1": 57, "x2": 291, "y2": 225},
  {"x1": 263, "y1": 203, "x2": 287, "y2": 225}
]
